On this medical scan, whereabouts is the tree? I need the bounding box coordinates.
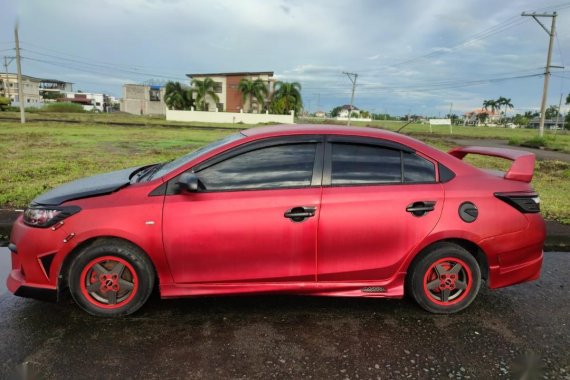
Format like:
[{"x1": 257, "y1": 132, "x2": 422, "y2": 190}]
[
  {"x1": 270, "y1": 81, "x2": 302, "y2": 115},
  {"x1": 191, "y1": 78, "x2": 220, "y2": 111},
  {"x1": 513, "y1": 114, "x2": 529, "y2": 127},
  {"x1": 545, "y1": 105, "x2": 559, "y2": 119},
  {"x1": 0, "y1": 96, "x2": 10, "y2": 111},
  {"x1": 164, "y1": 81, "x2": 194, "y2": 110},
  {"x1": 238, "y1": 78, "x2": 268, "y2": 113},
  {"x1": 330, "y1": 106, "x2": 343, "y2": 117},
  {"x1": 482, "y1": 99, "x2": 498, "y2": 113},
  {"x1": 524, "y1": 110, "x2": 539, "y2": 119},
  {"x1": 496, "y1": 96, "x2": 513, "y2": 124},
  {"x1": 477, "y1": 113, "x2": 488, "y2": 124},
  {"x1": 566, "y1": 93, "x2": 570, "y2": 105}
]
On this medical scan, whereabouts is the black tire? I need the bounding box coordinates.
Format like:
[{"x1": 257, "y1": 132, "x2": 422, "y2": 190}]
[
  {"x1": 68, "y1": 239, "x2": 155, "y2": 317},
  {"x1": 407, "y1": 242, "x2": 481, "y2": 314}
]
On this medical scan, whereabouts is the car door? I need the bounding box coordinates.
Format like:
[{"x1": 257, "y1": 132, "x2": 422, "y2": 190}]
[
  {"x1": 317, "y1": 137, "x2": 444, "y2": 282},
  {"x1": 162, "y1": 136, "x2": 324, "y2": 284}
]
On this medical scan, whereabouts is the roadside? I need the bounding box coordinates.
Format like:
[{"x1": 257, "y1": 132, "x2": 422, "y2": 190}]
[{"x1": 0, "y1": 210, "x2": 567, "y2": 251}]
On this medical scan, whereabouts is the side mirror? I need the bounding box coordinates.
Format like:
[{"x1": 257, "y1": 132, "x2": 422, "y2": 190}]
[{"x1": 176, "y1": 172, "x2": 200, "y2": 193}]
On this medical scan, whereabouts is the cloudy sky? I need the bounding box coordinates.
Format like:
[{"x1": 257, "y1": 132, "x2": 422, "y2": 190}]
[{"x1": 1, "y1": 0, "x2": 569, "y2": 116}]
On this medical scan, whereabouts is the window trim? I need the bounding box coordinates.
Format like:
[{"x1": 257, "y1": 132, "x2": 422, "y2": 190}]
[
  {"x1": 323, "y1": 138, "x2": 440, "y2": 187},
  {"x1": 170, "y1": 135, "x2": 325, "y2": 193}
]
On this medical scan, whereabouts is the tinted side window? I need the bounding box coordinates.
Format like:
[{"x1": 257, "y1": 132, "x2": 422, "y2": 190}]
[
  {"x1": 403, "y1": 153, "x2": 436, "y2": 183},
  {"x1": 196, "y1": 144, "x2": 316, "y2": 190},
  {"x1": 331, "y1": 143, "x2": 401, "y2": 185}
]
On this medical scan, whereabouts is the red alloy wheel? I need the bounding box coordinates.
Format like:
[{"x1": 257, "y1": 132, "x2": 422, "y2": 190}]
[
  {"x1": 79, "y1": 256, "x2": 139, "y2": 309},
  {"x1": 422, "y1": 257, "x2": 473, "y2": 306}
]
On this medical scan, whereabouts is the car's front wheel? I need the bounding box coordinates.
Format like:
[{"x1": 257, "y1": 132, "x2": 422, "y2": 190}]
[
  {"x1": 408, "y1": 243, "x2": 481, "y2": 313},
  {"x1": 68, "y1": 240, "x2": 154, "y2": 317}
]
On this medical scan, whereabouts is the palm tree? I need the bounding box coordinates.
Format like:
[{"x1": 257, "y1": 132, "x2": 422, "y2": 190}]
[
  {"x1": 271, "y1": 81, "x2": 302, "y2": 115},
  {"x1": 496, "y1": 96, "x2": 513, "y2": 125},
  {"x1": 164, "y1": 81, "x2": 193, "y2": 110},
  {"x1": 238, "y1": 78, "x2": 269, "y2": 113},
  {"x1": 191, "y1": 78, "x2": 220, "y2": 111},
  {"x1": 482, "y1": 99, "x2": 498, "y2": 113}
]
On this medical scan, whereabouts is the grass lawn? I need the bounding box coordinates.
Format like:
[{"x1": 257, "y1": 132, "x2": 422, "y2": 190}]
[{"x1": 1, "y1": 115, "x2": 568, "y2": 223}]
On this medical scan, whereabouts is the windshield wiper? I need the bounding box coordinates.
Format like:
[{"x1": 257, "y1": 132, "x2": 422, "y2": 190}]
[
  {"x1": 141, "y1": 163, "x2": 167, "y2": 182},
  {"x1": 132, "y1": 164, "x2": 161, "y2": 183}
]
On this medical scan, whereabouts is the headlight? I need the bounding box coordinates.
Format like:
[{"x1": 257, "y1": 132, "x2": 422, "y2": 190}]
[{"x1": 23, "y1": 206, "x2": 81, "y2": 228}]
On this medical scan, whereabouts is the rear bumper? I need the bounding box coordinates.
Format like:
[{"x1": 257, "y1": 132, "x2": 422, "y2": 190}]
[
  {"x1": 7, "y1": 269, "x2": 57, "y2": 302},
  {"x1": 488, "y1": 249, "x2": 543, "y2": 289}
]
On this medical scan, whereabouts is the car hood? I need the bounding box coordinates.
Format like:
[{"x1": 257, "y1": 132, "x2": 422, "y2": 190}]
[{"x1": 31, "y1": 166, "x2": 145, "y2": 206}]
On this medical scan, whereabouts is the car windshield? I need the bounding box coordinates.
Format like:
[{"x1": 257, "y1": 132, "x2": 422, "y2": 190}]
[{"x1": 143, "y1": 132, "x2": 245, "y2": 181}]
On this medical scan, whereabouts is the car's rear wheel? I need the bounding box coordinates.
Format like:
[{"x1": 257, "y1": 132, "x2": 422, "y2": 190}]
[
  {"x1": 68, "y1": 240, "x2": 154, "y2": 317},
  {"x1": 408, "y1": 243, "x2": 481, "y2": 313}
]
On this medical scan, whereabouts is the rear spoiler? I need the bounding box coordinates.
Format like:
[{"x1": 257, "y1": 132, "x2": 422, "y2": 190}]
[{"x1": 448, "y1": 146, "x2": 535, "y2": 182}]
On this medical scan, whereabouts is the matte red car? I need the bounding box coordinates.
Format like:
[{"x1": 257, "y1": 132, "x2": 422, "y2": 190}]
[{"x1": 7, "y1": 125, "x2": 545, "y2": 316}]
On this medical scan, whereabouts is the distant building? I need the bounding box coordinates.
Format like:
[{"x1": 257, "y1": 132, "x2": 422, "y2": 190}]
[
  {"x1": 0, "y1": 73, "x2": 73, "y2": 106},
  {"x1": 0, "y1": 73, "x2": 43, "y2": 105},
  {"x1": 463, "y1": 108, "x2": 500, "y2": 126},
  {"x1": 186, "y1": 71, "x2": 274, "y2": 113},
  {"x1": 40, "y1": 78, "x2": 73, "y2": 100},
  {"x1": 315, "y1": 111, "x2": 326, "y2": 118},
  {"x1": 121, "y1": 84, "x2": 166, "y2": 115},
  {"x1": 60, "y1": 92, "x2": 109, "y2": 112},
  {"x1": 338, "y1": 105, "x2": 360, "y2": 118},
  {"x1": 527, "y1": 118, "x2": 564, "y2": 130}
]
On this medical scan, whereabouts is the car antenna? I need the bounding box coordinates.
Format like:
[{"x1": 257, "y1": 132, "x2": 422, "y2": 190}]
[{"x1": 396, "y1": 120, "x2": 414, "y2": 133}]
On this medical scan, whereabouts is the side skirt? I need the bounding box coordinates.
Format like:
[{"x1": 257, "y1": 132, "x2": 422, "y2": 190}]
[{"x1": 159, "y1": 272, "x2": 406, "y2": 299}]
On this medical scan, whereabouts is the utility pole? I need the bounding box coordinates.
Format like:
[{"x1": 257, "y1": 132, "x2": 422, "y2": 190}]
[
  {"x1": 3, "y1": 56, "x2": 15, "y2": 97},
  {"x1": 449, "y1": 102, "x2": 453, "y2": 134},
  {"x1": 14, "y1": 23, "x2": 25, "y2": 123},
  {"x1": 521, "y1": 11, "x2": 557, "y2": 137},
  {"x1": 343, "y1": 72, "x2": 358, "y2": 126},
  {"x1": 554, "y1": 93, "x2": 563, "y2": 133}
]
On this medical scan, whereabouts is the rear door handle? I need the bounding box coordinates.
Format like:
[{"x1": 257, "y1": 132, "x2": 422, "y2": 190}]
[
  {"x1": 284, "y1": 206, "x2": 316, "y2": 222},
  {"x1": 406, "y1": 201, "x2": 436, "y2": 217}
]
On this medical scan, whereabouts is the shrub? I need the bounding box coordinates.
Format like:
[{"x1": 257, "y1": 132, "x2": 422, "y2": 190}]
[
  {"x1": 39, "y1": 102, "x2": 86, "y2": 113},
  {"x1": 0, "y1": 96, "x2": 10, "y2": 111}
]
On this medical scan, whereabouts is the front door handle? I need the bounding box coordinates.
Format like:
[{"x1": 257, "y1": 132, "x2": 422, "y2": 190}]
[
  {"x1": 284, "y1": 206, "x2": 316, "y2": 222},
  {"x1": 406, "y1": 201, "x2": 436, "y2": 217}
]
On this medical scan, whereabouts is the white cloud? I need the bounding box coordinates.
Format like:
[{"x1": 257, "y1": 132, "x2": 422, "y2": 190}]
[{"x1": 2, "y1": 0, "x2": 568, "y2": 115}]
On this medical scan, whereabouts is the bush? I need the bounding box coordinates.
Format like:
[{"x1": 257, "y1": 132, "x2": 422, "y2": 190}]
[
  {"x1": 0, "y1": 96, "x2": 10, "y2": 111},
  {"x1": 39, "y1": 102, "x2": 86, "y2": 113}
]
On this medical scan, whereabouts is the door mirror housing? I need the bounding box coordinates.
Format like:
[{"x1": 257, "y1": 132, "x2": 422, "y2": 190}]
[{"x1": 177, "y1": 172, "x2": 200, "y2": 193}]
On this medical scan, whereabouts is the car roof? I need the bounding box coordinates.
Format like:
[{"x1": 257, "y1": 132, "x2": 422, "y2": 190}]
[
  {"x1": 241, "y1": 124, "x2": 429, "y2": 150},
  {"x1": 242, "y1": 124, "x2": 401, "y2": 138}
]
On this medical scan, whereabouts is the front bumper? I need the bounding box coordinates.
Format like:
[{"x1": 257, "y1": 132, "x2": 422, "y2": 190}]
[
  {"x1": 7, "y1": 268, "x2": 57, "y2": 302},
  {"x1": 6, "y1": 216, "x2": 68, "y2": 302}
]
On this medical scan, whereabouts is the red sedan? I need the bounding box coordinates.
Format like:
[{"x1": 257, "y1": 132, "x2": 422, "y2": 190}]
[{"x1": 7, "y1": 125, "x2": 545, "y2": 316}]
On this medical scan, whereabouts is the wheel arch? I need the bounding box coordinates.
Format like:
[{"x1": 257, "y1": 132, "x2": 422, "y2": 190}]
[
  {"x1": 406, "y1": 238, "x2": 489, "y2": 284},
  {"x1": 57, "y1": 236, "x2": 158, "y2": 300}
]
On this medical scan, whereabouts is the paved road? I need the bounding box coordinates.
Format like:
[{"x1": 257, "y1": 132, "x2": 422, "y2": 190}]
[{"x1": 0, "y1": 249, "x2": 568, "y2": 380}]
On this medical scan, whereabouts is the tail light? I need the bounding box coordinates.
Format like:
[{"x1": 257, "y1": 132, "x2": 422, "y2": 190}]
[{"x1": 494, "y1": 192, "x2": 540, "y2": 213}]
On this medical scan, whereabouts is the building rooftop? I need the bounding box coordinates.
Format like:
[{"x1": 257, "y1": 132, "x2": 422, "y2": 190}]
[{"x1": 186, "y1": 71, "x2": 274, "y2": 78}]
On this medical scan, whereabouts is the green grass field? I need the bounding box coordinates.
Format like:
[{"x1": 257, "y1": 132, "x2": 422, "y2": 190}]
[{"x1": 1, "y1": 113, "x2": 568, "y2": 223}]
